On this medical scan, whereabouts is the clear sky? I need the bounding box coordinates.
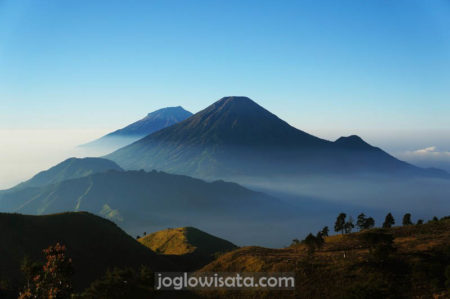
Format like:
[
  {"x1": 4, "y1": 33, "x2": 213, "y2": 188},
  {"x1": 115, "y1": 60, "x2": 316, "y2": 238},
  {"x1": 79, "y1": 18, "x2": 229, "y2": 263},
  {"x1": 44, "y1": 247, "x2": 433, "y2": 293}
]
[
  {"x1": 0, "y1": 0, "x2": 449, "y2": 188},
  {"x1": 1, "y1": 0, "x2": 449, "y2": 129}
]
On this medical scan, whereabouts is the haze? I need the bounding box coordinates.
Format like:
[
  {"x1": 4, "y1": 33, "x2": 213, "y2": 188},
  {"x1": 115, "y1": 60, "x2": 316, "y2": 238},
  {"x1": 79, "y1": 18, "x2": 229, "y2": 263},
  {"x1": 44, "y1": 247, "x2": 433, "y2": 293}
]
[{"x1": 1, "y1": 126, "x2": 449, "y2": 190}]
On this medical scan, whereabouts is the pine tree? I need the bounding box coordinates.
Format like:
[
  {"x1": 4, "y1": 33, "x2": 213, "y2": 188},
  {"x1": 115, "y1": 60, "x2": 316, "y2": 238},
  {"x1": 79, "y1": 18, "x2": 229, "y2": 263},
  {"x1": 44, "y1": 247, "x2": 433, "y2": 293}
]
[
  {"x1": 402, "y1": 213, "x2": 413, "y2": 226},
  {"x1": 344, "y1": 216, "x2": 355, "y2": 234},
  {"x1": 335, "y1": 213, "x2": 346, "y2": 234},
  {"x1": 382, "y1": 213, "x2": 395, "y2": 228},
  {"x1": 321, "y1": 226, "x2": 329, "y2": 237},
  {"x1": 356, "y1": 213, "x2": 367, "y2": 231},
  {"x1": 365, "y1": 217, "x2": 375, "y2": 229}
]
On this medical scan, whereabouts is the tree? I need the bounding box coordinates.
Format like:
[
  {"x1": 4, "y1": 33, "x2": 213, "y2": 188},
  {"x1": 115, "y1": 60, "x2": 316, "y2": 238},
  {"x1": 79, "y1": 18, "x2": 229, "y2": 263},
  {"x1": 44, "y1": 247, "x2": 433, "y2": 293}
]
[
  {"x1": 357, "y1": 213, "x2": 375, "y2": 231},
  {"x1": 83, "y1": 267, "x2": 155, "y2": 299},
  {"x1": 357, "y1": 213, "x2": 367, "y2": 231},
  {"x1": 303, "y1": 232, "x2": 324, "y2": 254},
  {"x1": 365, "y1": 217, "x2": 375, "y2": 229},
  {"x1": 382, "y1": 213, "x2": 395, "y2": 228},
  {"x1": 315, "y1": 231, "x2": 325, "y2": 249},
  {"x1": 335, "y1": 213, "x2": 347, "y2": 234},
  {"x1": 303, "y1": 233, "x2": 317, "y2": 254},
  {"x1": 19, "y1": 243, "x2": 74, "y2": 299},
  {"x1": 291, "y1": 239, "x2": 300, "y2": 246},
  {"x1": 344, "y1": 216, "x2": 355, "y2": 234},
  {"x1": 417, "y1": 219, "x2": 424, "y2": 225},
  {"x1": 402, "y1": 213, "x2": 413, "y2": 226},
  {"x1": 321, "y1": 226, "x2": 329, "y2": 237}
]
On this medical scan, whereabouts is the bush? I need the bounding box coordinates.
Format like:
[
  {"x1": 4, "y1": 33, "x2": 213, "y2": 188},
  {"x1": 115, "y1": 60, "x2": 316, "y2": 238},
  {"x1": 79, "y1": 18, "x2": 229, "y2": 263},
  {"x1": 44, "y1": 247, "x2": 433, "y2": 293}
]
[{"x1": 82, "y1": 267, "x2": 154, "y2": 299}]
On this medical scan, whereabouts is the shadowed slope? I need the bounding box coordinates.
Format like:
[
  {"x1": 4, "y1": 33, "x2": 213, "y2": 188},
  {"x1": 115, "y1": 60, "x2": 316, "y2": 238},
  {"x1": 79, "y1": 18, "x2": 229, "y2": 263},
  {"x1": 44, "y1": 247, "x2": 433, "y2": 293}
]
[
  {"x1": 0, "y1": 170, "x2": 288, "y2": 245},
  {"x1": 0, "y1": 212, "x2": 173, "y2": 291}
]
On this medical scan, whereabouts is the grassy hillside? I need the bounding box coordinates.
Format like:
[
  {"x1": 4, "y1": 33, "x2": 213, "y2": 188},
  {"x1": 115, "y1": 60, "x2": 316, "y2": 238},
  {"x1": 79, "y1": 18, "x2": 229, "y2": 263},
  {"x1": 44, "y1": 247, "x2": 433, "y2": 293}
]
[
  {"x1": 138, "y1": 227, "x2": 237, "y2": 270},
  {"x1": 200, "y1": 218, "x2": 450, "y2": 298},
  {"x1": 139, "y1": 227, "x2": 237, "y2": 255},
  {"x1": 0, "y1": 212, "x2": 174, "y2": 293}
]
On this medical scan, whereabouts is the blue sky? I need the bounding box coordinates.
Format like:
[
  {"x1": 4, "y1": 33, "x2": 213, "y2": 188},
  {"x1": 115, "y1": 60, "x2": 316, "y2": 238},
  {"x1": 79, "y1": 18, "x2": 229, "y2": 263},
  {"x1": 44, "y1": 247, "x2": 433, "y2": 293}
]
[{"x1": 1, "y1": 0, "x2": 449, "y2": 133}]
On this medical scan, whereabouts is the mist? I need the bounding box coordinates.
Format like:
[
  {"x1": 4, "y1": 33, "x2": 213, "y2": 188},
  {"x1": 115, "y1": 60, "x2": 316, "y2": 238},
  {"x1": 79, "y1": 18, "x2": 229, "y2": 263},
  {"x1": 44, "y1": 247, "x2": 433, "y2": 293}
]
[{"x1": 0, "y1": 129, "x2": 110, "y2": 190}]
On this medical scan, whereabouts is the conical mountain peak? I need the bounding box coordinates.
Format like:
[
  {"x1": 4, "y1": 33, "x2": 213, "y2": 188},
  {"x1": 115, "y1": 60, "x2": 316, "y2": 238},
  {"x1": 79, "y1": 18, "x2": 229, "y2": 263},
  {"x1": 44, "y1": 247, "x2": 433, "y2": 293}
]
[
  {"x1": 142, "y1": 96, "x2": 324, "y2": 147},
  {"x1": 105, "y1": 96, "x2": 445, "y2": 179},
  {"x1": 207, "y1": 96, "x2": 268, "y2": 115}
]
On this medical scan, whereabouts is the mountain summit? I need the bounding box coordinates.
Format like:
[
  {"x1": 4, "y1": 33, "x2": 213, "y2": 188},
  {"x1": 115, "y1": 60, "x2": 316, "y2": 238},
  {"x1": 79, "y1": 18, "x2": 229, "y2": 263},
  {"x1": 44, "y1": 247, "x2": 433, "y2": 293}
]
[
  {"x1": 111, "y1": 106, "x2": 192, "y2": 137},
  {"x1": 81, "y1": 106, "x2": 192, "y2": 152},
  {"x1": 106, "y1": 97, "x2": 447, "y2": 180},
  {"x1": 144, "y1": 96, "x2": 326, "y2": 148}
]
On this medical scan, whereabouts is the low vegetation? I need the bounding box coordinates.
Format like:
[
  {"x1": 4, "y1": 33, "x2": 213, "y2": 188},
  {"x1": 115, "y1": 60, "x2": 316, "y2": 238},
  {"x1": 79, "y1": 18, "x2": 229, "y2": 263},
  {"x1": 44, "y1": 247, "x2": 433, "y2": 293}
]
[
  {"x1": 200, "y1": 215, "x2": 450, "y2": 298},
  {"x1": 1, "y1": 212, "x2": 449, "y2": 298}
]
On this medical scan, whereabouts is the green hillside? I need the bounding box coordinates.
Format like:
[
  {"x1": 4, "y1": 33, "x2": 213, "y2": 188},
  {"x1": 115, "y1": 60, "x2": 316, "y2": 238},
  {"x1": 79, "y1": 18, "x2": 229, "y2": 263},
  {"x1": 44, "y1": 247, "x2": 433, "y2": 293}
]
[{"x1": 0, "y1": 212, "x2": 173, "y2": 292}]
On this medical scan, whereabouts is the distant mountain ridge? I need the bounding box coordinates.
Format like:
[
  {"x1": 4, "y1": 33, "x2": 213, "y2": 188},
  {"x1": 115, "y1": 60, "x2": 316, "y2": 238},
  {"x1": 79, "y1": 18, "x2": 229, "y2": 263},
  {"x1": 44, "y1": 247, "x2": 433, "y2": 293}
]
[
  {"x1": 106, "y1": 96, "x2": 447, "y2": 180},
  {"x1": 0, "y1": 169, "x2": 287, "y2": 241},
  {"x1": 81, "y1": 106, "x2": 192, "y2": 151},
  {"x1": 7, "y1": 157, "x2": 123, "y2": 191}
]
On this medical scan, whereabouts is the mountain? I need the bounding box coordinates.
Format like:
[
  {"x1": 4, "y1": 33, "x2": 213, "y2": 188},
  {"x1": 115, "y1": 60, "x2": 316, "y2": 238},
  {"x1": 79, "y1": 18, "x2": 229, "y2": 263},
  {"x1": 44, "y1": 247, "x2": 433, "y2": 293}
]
[
  {"x1": 5, "y1": 157, "x2": 123, "y2": 191},
  {"x1": 81, "y1": 106, "x2": 192, "y2": 151},
  {"x1": 0, "y1": 212, "x2": 173, "y2": 291},
  {"x1": 0, "y1": 169, "x2": 289, "y2": 245},
  {"x1": 105, "y1": 96, "x2": 447, "y2": 180},
  {"x1": 138, "y1": 227, "x2": 238, "y2": 270},
  {"x1": 200, "y1": 217, "x2": 450, "y2": 298}
]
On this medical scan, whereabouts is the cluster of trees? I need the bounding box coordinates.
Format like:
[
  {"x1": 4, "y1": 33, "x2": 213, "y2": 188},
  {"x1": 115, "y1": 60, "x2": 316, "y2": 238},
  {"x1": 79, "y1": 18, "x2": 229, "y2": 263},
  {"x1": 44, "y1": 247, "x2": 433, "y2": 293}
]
[
  {"x1": 293, "y1": 212, "x2": 439, "y2": 253},
  {"x1": 291, "y1": 226, "x2": 329, "y2": 253},
  {"x1": 335, "y1": 212, "x2": 424, "y2": 234}
]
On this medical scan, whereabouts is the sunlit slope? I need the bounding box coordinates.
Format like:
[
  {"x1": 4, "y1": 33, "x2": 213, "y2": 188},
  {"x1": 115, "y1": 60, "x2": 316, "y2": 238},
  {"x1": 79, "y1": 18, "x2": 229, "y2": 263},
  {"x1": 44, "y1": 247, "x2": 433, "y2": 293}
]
[
  {"x1": 138, "y1": 226, "x2": 237, "y2": 255},
  {"x1": 200, "y1": 218, "x2": 450, "y2": 298}
]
